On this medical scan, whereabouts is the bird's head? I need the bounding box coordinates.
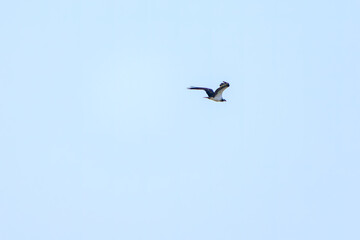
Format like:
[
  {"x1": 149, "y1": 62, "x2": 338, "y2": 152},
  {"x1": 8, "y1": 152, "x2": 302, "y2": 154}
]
[{"x1": 221, "y1": 99, "x2": 227, "y2": 102}]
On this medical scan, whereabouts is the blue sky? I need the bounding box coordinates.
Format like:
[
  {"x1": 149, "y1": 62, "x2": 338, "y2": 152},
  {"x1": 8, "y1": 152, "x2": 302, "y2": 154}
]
[{"x1": 1, "y1": 0, "x2": 359, "y2": 239}]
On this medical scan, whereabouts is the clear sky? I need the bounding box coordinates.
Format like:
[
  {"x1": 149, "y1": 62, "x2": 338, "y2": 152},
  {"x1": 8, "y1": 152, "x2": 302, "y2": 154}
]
[{"x1": 1, "y1": 0, "x2": 359, "y2": 239}]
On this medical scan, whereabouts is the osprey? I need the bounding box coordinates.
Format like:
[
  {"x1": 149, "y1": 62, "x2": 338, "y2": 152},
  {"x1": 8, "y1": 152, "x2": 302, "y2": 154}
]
[{"x1": 188, "y1": 81, "x2": 230, "y2": 102}]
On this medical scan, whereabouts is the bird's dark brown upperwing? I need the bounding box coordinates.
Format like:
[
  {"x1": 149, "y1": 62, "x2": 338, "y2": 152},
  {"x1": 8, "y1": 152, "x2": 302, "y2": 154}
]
[{"x1": 188, "y1": 87, "x2": 215, "y2": 97}]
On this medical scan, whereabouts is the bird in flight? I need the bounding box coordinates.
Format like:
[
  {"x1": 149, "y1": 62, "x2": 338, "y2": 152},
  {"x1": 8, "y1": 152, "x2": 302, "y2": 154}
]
[{"x1": 188, "y1": 81, "x2": 230, "y2": 102}]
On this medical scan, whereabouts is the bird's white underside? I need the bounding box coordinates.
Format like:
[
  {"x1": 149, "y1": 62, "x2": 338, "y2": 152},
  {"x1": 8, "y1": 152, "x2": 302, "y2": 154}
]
[{"x1": 209, "y1": 94, "x2": 223, "y2": 101}]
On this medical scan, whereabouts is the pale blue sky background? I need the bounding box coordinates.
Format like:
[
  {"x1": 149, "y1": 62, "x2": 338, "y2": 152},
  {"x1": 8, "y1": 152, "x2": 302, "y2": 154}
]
[{"x1": 1, "y1": 0, "x2": 359, "y2": 239}]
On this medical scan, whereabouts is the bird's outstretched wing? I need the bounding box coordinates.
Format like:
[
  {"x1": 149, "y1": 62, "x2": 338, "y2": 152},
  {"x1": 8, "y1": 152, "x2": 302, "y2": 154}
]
[
  {"x1": 188, "y1": 87, "x2": 215, "y2": 97},
  {"x1": 214, "y1": 81, "x2": 230, "y2": 97}
]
